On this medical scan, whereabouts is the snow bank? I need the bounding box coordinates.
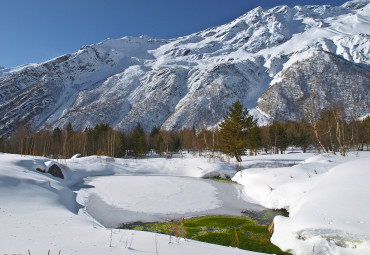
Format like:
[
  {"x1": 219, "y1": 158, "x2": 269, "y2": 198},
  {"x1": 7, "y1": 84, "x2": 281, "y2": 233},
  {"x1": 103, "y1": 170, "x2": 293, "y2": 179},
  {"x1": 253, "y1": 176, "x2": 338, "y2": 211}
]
[
  {"x1": 0, "y1": 153, "x2": 259, "y2": 255},
  {"x1": 233, "y1": 152, "x2": 370, "y2": 254},
  {"x1": 64, "y1": 154, "x2": 236, "y2": 181}
]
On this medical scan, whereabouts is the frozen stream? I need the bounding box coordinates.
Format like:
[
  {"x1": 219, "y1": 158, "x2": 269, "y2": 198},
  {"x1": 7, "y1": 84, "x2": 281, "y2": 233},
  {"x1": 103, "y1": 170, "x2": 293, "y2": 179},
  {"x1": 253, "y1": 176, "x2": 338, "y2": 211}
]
[{"x1": 78, "y1": 175, "x2": 269, "y2": 227}]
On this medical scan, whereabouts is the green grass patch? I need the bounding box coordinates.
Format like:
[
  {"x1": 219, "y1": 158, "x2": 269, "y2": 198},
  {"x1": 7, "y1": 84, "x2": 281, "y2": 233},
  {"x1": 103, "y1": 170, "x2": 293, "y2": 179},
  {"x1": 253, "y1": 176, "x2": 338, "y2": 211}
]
[{"x1": 120, "y1": 215, "x2": 290, "y2": 255}]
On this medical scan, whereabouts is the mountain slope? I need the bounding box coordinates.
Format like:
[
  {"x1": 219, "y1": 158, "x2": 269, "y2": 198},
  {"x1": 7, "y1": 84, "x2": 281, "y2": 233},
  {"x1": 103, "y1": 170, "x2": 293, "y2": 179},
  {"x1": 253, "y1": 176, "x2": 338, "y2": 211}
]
[
  {"x1": 0, "y1": 1, "x2": 369, "y2": 136},
  {"x1": 258, "y1": 50, "x2": 370, "y2": 120}
]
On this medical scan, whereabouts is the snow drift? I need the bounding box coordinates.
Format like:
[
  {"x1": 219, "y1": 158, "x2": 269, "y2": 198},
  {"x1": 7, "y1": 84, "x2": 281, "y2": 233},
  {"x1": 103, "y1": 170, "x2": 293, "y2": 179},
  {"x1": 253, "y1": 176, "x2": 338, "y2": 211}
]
[{"x1": 233, "y1": 152, "x2": 370, "y2": 254}]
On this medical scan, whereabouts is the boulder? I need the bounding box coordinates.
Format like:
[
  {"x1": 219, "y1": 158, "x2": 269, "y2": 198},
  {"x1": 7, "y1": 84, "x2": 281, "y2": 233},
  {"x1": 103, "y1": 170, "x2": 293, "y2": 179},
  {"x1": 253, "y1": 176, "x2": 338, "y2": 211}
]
[
  {"x1": 48, "y1": 164, "x2": 64, "y2": 179},
  {"x1": 36, "y1": 167, "x2": 46, "y2": 173}
]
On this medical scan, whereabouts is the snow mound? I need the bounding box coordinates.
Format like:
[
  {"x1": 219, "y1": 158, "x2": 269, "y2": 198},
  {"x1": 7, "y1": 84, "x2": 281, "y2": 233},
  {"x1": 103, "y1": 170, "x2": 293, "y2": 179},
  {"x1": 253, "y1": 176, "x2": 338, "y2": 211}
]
[{"x1": 233, "y1": 152, "x2": 370, "y2": 254}]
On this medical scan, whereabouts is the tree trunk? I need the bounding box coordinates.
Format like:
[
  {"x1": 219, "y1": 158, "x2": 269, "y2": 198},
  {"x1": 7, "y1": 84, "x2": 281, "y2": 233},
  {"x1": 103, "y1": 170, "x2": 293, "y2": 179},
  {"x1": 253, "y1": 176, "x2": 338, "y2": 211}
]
[{"x1": 234, "y1": 152, "x2": 241, "y2": 162}]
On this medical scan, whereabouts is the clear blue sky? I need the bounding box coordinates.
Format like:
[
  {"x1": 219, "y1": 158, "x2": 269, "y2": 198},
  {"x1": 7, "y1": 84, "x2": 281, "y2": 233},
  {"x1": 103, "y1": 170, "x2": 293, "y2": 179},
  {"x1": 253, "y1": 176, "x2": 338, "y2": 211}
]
[{"x1": 0, "y1": 0, "x2": 348, "y2": 68}]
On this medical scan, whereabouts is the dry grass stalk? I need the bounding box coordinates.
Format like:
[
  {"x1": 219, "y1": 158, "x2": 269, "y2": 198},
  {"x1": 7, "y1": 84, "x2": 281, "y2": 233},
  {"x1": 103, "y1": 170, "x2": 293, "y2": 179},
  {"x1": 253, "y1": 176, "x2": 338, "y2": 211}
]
[
  {"x1": 235, "y1": 229, "x2": 239, "y2": 247},
  {"x1": 181, "y1": 217, "x2": 187, "y2": 239},
  {"x1": 231, "y1": 228, "x2": 240, "y2": 248},
  {"x1": 268, "y1": 220, "x2": 274, "y2": 234},
  {"x1": 174, "y1": 218, "x2": 180, "y2": 239},
  {"x1": 97, "y1": 148, "x2": 103, "y2": 158}
]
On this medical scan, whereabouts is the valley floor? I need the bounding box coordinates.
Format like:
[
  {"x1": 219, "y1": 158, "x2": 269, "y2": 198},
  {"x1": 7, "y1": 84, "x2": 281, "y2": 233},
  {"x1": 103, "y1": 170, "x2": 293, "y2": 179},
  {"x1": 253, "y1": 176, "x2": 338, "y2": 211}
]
[{"x1": 0, "y1": 150, "x2": 369, "y2": 254}]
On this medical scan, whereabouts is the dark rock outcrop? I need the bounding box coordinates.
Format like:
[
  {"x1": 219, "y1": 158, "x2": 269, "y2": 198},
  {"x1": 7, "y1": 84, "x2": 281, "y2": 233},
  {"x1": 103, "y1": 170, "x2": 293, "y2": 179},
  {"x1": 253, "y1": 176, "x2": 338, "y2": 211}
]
[
  {"x1": 258, "y1": 51, "x2": 370, "y2": 121},
  {"x1": 48, "y1": 164, "x2": 64, "y2": 179}
]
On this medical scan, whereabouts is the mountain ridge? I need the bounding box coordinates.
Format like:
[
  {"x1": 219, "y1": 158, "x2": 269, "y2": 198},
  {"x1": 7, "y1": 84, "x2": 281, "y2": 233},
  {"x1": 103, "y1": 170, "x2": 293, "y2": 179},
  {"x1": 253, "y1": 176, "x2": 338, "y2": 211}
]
[{"x1": 0, "y1": 0, "x2": 369, "y2": 136}]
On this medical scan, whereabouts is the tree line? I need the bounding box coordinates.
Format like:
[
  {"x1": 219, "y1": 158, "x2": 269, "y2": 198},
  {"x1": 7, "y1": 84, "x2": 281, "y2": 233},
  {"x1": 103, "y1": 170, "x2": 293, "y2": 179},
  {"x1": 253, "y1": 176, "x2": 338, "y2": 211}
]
[
  {"x1": 0, "y1": 102, "x2": 369, "y2": 159},
  {"x1": 218, "y1": 101, "x2": 370, "y2": 161}
]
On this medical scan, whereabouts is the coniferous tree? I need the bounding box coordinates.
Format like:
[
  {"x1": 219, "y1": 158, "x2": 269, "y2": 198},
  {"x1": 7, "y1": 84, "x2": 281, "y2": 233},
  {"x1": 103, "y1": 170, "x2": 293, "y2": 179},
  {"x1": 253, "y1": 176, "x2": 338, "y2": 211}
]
[
  {"x1": 295, "y1": 119, "x2": 311, "y2": 153},
  {"x1": 130, "y1": 123, "x2": 148, "y2": 158},
  {"x1": 218, "y1": 100, "x2": 255, "y2": 162},
  {"x1": 277, "y1": 123, "x2": 288, "y2": 154},
  {"x1": 270, "y1": 121, "x2": 288, "y2": 154},
  {"x1": 149, "y1": 126, "x2": 160, "y2": 153},
  {"x1": 150, "y1": 126, "x2": 160, "y2": 138},
  {"x1": 149, "y1": 126, "x2": 165, "y2": 156},
  {"x1": 247, "y1": 124, "x2": 262, "y2": 155},
  {"x1": 52, "y1": 127, "x2": 62, "y2": 157},
  {"x1": 116, "y1": 132, "x2": 128, "y2": 158},
  {"x1": 66, "y1": 123, "x2": 73, "y2": 137},
  {"x1": 168, "y1": 131, "x2": 181, "y2": 153}
]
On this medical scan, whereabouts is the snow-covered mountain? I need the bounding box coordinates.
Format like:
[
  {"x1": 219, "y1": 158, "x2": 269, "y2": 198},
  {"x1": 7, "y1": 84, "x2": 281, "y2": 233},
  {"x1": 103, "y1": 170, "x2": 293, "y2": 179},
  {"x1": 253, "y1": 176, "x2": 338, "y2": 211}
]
[{"x1": 0, "y1": 0, "x2": 369, "y2": 136}]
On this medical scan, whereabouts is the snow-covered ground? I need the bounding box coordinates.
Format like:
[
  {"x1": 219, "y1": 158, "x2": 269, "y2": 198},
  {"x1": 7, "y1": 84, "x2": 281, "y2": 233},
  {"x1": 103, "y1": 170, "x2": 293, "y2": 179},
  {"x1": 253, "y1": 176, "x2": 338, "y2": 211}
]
[
  {"x1": 0, "y1": 151, "x2": 369, "y2": 254},
  {"x1": 0, "y1": 153, "x2": 259, "y2": 255},
  {"x1": 234, "y1": 151, "x2": 370, "y2": 254},
  {"x1": 81, "y1": 175, "x2": 266, "y2": 227}
]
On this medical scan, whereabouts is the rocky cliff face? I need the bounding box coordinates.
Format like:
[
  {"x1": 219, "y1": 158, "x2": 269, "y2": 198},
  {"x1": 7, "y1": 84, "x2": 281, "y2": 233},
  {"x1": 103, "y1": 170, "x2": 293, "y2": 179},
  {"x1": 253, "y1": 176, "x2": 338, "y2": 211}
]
[
  {"x1": 258, "y1": 51, "x2": 370, "y2": 121},
  {"x1": 0, "y1": 1, "x2": 369, "y2": 136}
]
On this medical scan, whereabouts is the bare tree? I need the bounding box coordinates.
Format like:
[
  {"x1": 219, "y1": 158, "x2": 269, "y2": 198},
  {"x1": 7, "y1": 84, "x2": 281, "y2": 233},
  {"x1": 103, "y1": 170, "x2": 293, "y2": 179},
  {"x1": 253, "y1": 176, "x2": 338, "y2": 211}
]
[
  {"x1": 332, "y1": 106, "x2": 346, "y2": 156},
  {"x1": 302, "y1": 80, "x2": 328, "y2": 153}
]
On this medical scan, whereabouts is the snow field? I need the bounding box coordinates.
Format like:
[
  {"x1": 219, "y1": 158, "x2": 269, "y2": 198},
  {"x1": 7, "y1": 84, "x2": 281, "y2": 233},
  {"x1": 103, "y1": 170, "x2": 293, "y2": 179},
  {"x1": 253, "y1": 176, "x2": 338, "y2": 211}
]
[
  {"x1": 82, "y1": 176, "x2": 222, "y2": 214},
  {"x1": 0, "y1": 151, "x2": 369, "y2": 254},
  {"x1": 0, "y1": 153, "x2": 261, "y2": 255}
]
